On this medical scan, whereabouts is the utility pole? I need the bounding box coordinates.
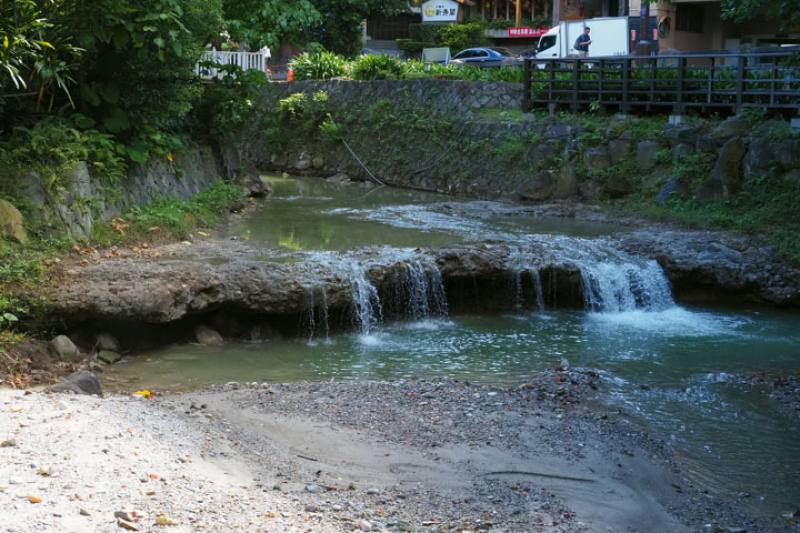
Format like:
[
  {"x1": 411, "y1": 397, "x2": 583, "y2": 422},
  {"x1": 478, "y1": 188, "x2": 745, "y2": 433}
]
[
  {"x1": 515, "y1": 0, "x2": 522, "y2": 27},
  {"x1": 636, "y1": 0, "x2": 652, "y2": 56}
]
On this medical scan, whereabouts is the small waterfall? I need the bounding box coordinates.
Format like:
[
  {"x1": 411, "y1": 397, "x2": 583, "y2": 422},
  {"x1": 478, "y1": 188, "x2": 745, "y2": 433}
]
[
  {"x1": 348, "y1": 264, "x2": 383, "y2": 335},
  {"x1": 303, "y1": 285, "x2": 331, "y2": 343},
  {"x1": 385, "y1": 260, "x2": 449, "y2": 321},
  {"x1": 579, "y1": 259, "x2": 674, "y2": 312},
  {"x1": 510, "y1": 237, "x2": 675, "y2": 314},
  {"x1": 530, "y1": 269, "x2": 545, "y2": 311}
]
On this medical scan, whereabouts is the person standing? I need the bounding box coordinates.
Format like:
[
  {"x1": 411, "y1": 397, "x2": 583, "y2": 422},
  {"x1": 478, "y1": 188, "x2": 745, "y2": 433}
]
[{"x1": 574, "y1": 27, "x2": 592, "y2": 57}]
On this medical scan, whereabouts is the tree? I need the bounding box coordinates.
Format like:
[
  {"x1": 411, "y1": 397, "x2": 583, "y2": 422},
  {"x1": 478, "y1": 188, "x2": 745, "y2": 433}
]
[
  {"x1": 720, "y1": 0, "x2": 800, "y2": 33},
  {"x1": 223, "y1": 0, "x2": 408, "y2": 57}
]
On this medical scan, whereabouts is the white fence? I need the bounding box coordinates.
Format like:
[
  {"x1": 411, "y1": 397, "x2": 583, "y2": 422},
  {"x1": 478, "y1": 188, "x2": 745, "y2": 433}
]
[{"x1": 196, "y1": 47, "x2": 271, "y2": 79}]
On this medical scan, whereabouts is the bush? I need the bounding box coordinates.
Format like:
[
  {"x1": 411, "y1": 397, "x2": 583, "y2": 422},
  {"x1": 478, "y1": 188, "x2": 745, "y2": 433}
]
[
  {"x1": 351, "y1": 55, "x2": 405, "y2": 80},
  {"x1": 290, "y1": 50, "x2": 347, "y2": 80},
  {"x1": 437, "y1": 21, "x2": 488, "y2": 53},
  {"x1": 276, "y1": 91, "x2": 332, "y2": 135}
]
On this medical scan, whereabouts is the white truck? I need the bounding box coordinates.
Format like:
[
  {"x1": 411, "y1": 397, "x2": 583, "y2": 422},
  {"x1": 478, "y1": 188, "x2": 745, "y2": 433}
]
[{"x1": 533, "y1": 17, "x2": 629, "y2": 59}]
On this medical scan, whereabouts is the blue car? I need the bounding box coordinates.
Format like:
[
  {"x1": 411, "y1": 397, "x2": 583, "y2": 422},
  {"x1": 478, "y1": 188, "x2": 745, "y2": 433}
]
[{"x1": 450, "y1": 47, "x2": 522, "y2": 67}]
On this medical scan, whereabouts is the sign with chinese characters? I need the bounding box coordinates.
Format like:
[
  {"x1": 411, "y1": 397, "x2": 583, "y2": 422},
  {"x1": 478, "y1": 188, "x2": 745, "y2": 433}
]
[
  {"x1": 421, "y1": 0, "x2": 459, "y2": 22},
  {"x1": 507, "y1": 27, "x2": 549, "y2": 38}
]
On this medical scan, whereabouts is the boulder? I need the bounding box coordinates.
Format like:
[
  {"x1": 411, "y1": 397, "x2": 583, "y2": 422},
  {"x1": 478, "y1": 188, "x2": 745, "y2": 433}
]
[
  {"x1": 312, "y1": 156, "x2": 325, "y2": 169},
  {"x1": 665, "y1": 125, "x2": 699, "y2": 147},
  {"x1": 582, "y1": 147, "x2": 610, "y2": 170},
  {"x1": 49, "y1": 335, "x2": 82, "y2": 362},
  {"x1": 655, "y1": 177, "x2": 690, "y2": 203},
  {"x1": 711, "y1": 137, "x2": 746, "y2": 197},
  {"x1": 238, "y1": 174, "x2": 271, "y2": 198},
  {"x1": 672, "y1": 143, "x2": 694, "y2": 160},
  {"x1": 195, "y1": 325, "x2": 224, "y2": 346},
  {"x1": 97, "y1": 350, "x2": 122, "y2": 364},
  {"x1": 553, "y1": 165, "x2": 578, "y2": 198},
  {"x1": 695, "y1": 176, "x2": 724, "y2": 202},
  {"x1": 578, "y1": 180, "x2": 603, "y2": 202},
  {"x1": 295, "y1": 153, "x2": 312, "y2": 171},
  {"x1": 695, "y1": 135, "x2": 717, "y2": 153},
  {"x1": 51, "y1": 370, "x2": 102, "y2": 396},
  {"x1": 636, "y1": 141, "x2": 660, "y2": 171},
  {"x1": 0, "y1": 199, "x2": 28, "y2": 244},
  {"x1": 543, "y1": 124, "x2": 571, "y2": 140},
  {"x1": 607, "y1": 139, "x2": 631, "y2": 165},
  {"x1": 603, "y1": 174, "x2": 635, "y2": 199},
  {"x1": 95, "y1": 333, "x2": 121, "y2": 352},
  {"x1": 517, "y1": 171, "x2": 555, "y2": 201},
  {"x1": 711, "y1": 116, "x2": 750, "y2": 141},
  {"x1": 743, "y1": 136, "x2": 778, "y2": 181},
  {"x1": 326, "y1": 173, "x2": 352, "y2": 184}
]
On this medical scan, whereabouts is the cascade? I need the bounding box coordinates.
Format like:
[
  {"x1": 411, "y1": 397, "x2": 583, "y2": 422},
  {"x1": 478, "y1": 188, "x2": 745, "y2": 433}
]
[
  {"x1": 303, "y1": 285, "x2": 331, "y2": 343},
  {"x1": 578, "y1": 259, "x2": 674, "y2": 312}
]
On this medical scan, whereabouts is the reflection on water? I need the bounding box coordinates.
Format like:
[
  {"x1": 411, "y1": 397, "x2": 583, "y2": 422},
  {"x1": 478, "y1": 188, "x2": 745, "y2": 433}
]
[{"x1": 229, "y1": 175, "x2": 626, "y2": 251}]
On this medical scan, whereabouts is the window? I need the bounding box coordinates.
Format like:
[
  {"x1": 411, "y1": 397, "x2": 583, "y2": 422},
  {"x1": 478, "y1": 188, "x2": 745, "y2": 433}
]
[
  {"x1": 537, "y1": 35, "x2": 557, "y2": 52},
  {"x1": 675, "y1": 4, "x2": 704, "y2": 33}
]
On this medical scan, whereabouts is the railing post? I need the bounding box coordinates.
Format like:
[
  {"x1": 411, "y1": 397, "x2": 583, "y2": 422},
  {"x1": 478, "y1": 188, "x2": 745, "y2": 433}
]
[
  {"x1": 735, "y1": 54, "x2": 745, "y2": 114},
  {"x1": 675, "y1": 56, "x2": 686, "y2": 115},
  {"x1": 547, "y1": 60, "x2": 555, "y2": 104},
  {"x1": 522, "y1": 59, "x2": 532, "y2": 112},
  {"x1": 621, "y1": 58, "x2": 630, "y2": 113},
  {"x1": 598, "y1": 59, "x2": 605, "y2": 107},
  {"x1": 649, "y1": 57, "x2": 656, "y2": 109},
  {"x1": 572, "y1": 59, "x2": 581, "y2": 112}
]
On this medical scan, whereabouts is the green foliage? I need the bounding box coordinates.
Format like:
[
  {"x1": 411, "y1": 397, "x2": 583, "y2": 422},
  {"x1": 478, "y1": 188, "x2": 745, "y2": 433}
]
[
  {"x1": 673, "y1": 152, "x2": 716, "y2": 183},
  {"x1": 351, "y1": 54, "x2": 404, "y2": 80},
  {"x1": 494, "y1": 136, "x2": 528, "y2": 163},
  {"x1": 436, "y1": 21, "x2": 488, "y2": 53},
  {"x1": 290, "y1": 50, "x2": 347, "y2": 80},
  {"x1": 0, "y1": 117, "x2": 126, "y2": 194},
  {"x1": 720, "y1": 0, "x2": 799, "y2": 32},
  {"x1": 93, "y1": 181, "x2": 244, "y2": 243},
  {"x1": 319, "y1": 115, "x2": 345, "y2": 142},
  {"x1": 192, "y1": 65, "x2": 268, "y2": 138}
]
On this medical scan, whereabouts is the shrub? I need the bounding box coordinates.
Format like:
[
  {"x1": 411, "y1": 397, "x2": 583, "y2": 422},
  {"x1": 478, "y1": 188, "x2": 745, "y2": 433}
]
[
  {"x1": 276, "y1": 91, "x2": 332, "y2": 135},
  {"x1": 290, "y1": 50, "x2": 347, "y2": 80},
  {"x1": 437, "y1": 21, "x2": 488, "y2": 53},
  {"x1": 351, "y1": 55, "x2": 405, "y2": 80}
]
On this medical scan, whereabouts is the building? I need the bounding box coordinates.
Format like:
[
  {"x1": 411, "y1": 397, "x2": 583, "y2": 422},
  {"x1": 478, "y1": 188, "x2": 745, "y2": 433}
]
[{"x1": 629, "y1": 0, "x2": 799, "y2": 52}]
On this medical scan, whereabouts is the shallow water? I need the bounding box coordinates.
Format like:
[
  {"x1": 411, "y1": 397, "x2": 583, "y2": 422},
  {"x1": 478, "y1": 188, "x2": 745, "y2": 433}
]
[{"x1": 110, "y1": 176, "x2": 800, "y2": 521}]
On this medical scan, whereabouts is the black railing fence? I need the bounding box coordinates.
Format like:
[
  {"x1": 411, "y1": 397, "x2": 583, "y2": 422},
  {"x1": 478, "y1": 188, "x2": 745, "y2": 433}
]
[{"x1": 522, "y1": 50, "x2": 800, "y2": 115}]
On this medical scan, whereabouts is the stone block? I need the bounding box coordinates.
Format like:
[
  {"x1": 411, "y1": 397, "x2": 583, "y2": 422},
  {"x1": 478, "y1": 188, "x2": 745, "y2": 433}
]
[
  {"x1": 636, "y1": 140, "x2": 660, "y2": 171},
  {"x1": 607, "y1": 139, "x2": 631, "y2": 165}
]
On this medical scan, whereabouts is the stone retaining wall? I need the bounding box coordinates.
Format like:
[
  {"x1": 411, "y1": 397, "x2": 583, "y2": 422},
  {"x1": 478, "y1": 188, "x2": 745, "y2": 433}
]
[{"x1": 18, "y1": 145, "x2": 222, "y2": 239}]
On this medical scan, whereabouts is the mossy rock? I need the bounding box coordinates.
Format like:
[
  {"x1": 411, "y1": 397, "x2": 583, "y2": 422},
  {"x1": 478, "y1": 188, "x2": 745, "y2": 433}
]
[{"x1": 0, "y1": 199, "x2": 28, "y2": 244}]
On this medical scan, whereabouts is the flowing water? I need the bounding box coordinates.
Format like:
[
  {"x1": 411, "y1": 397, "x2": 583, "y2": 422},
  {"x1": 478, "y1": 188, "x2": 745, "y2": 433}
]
[{"x1": 107, "y1": 176, "x2": 800, "y2": 520}]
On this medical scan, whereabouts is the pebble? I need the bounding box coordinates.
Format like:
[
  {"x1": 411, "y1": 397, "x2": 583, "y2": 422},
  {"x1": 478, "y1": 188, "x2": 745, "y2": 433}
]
[
  {"x1": 304, "y1": 483, "x2": 322, "y2": 494},
  {"x1": 0, "y1": 439, "x2": 17, "y2": 447},
  {"x1": 358, "y1": 519, "x2": 372, "y2": 531},
  {"x1": 304, "y1": 503, "x2": 320, "y2": 513},
  {"x1": 366, "y1": 487, "x2": 380, "y2": 495}
]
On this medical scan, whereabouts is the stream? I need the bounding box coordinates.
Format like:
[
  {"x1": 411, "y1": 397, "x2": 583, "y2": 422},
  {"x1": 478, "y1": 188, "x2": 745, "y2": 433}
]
[{"x1": 106, "y1": 175, "x2": 800, "y2": 521}]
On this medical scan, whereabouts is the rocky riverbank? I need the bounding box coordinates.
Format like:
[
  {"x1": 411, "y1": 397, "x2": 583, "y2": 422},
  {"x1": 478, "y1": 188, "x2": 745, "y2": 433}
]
[{"x1": 1, "y1": 368, "x2": 778, "y2": 532}]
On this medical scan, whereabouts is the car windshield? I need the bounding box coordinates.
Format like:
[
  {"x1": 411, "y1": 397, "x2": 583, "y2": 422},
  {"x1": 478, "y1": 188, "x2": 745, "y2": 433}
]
[
  {"x1": 494, "y1": 48, "x2": 515, "y2": 57},
  {"x1": 537, "y1": 35, "x2": 556, "y2": 52}
]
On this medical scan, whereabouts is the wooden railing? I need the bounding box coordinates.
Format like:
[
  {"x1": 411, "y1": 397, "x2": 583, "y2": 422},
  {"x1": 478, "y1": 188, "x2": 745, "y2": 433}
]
[
  {"x1": 521, "y1": 50, "x2": 800, "y2": 115},
  {"x1": 196, "y1": 47, "x2": 271, "y2": 79}
]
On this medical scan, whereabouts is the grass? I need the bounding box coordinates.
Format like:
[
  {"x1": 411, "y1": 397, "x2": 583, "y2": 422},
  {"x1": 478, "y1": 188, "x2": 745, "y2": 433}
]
[
  {"x1": 91, "y1": 181, "x2": 244, "y2": 245},
  {"x1": 614, "y1": 180, "x2": 800, "y2": 265}
]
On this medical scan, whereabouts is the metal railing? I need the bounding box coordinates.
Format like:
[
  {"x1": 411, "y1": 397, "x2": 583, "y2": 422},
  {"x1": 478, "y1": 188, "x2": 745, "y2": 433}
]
[
  {"x1": 521, "y1": 50, "x2": 800, "y2": 115},
  {"x1": 196, "y1": 47, "x2": 271, "y2": 79}
]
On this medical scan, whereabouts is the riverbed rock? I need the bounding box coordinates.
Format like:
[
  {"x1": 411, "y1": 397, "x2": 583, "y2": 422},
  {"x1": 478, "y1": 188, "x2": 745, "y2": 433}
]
[
  {"x1": 95, "y1": 333, "x2": 121, "y2": 352},
  {"x1": 711, "y1": 116, "x2": 750, "y2": 141},
  {"x1": 195, "y1": 325, "x2": 224, "y2": 346},
  {"x1": 49, "y1": 335, "x2": 81, "y2": 362},
  {"x1": 0, "y1": 199, "x2": 28, "y2": 244},
  {"x1": 51, "y1": 370, "x2": 102, "y2": 395},
  {"x1": 97, "y1": 350, "x2": 122, "y2": 364},
  {"x1": 554, "y1": 165, "x2": 578, "y2": 198},
  {"x1": 295, "y1": 153, "x2": 312, "y2": 171},
  {"x1": 238, "y1": 174, "x2": 271, "y2": 198},
  {"x1": 583, "y1": 147, "x2": 610, "y2": 170}
]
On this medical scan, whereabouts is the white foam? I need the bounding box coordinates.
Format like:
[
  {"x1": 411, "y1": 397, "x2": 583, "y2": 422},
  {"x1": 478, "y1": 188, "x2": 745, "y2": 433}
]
[{"x1": 587, "y1": 307, "x2": 745, "y2": 337}]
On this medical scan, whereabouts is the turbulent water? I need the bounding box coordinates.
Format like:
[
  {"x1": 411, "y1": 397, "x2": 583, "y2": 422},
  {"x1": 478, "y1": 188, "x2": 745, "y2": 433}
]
[{"x1": 109, "y1": 176, "x2": 800, "y2": 522}]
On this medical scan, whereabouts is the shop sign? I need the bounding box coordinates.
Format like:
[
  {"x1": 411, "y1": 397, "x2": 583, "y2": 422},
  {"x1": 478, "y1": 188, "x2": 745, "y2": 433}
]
[{"x1": 422, "y1": 0, "x2": 459, "y2": 22}]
